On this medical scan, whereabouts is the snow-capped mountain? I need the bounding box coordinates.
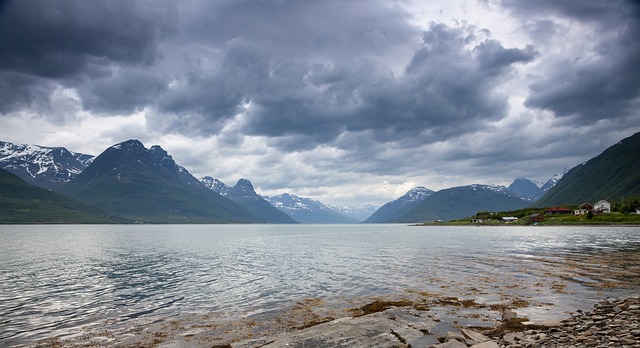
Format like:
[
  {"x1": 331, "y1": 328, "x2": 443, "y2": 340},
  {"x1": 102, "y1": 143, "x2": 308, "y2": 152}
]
[
  {"x1": 364, "y1": 186, "x2": 434, "y2": 223},
  {"x1": 395, "y1": 184, "x2": 530, "y2": 223},
  {"x1": 263, "y1": 193, "x2": 356, "y2": 223},
  {"x1": 540, "y1": 168, "x2": 569, "y2": 192},
  {"x1": 199, "y1": 177, "x2": 297, "y2": 223},
  {"x1": 201, "y1": 176, "x2": 232, "y2": 195},
  {"x1": 327, "y1": 204, "x2": 379, "y2": 222},
  {"x1": 467, "y1": 184, "x2": 519, "y2": 196},
  {"x1": 0, "y1": 140, "x2": 94, "y2": 189}
]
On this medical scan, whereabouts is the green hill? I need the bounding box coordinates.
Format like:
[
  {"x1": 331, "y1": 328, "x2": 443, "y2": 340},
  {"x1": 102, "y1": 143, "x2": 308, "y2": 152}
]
[
  {"x1": 0, "y1": 169, "x2": 123, "y2": 223},
  {"x1": 535, "y1": 132, "x2": 640, "y2": 207}
]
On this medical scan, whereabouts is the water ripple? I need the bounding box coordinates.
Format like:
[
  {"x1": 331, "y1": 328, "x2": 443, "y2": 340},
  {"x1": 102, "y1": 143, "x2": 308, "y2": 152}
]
[{"x1": 1, "y1": 225, "x2": 639, "y2": 346}]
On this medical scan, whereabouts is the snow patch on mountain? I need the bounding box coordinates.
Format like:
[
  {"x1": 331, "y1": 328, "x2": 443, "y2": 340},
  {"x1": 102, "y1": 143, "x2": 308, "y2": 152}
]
[
  {"x1": 327, "y1": 204, "x2": 379, "y2": 222},
  {"x1": 263, "y1": 193, "x2": 326, "y2": 212},
  {"x1": 200, "y1": 176, "x2": 232, "y2": 195},
  {"x1": 541, "y1": 168, "x2": 569, "y2": 192},
  {"x1": 0, "y1": 140, "x2": 94, "y2": 188}
]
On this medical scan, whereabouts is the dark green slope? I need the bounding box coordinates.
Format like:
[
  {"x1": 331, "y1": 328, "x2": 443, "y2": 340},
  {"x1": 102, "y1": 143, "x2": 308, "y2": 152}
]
[
  {"x1": 0, "y1": 169, "x2": 123, "y2": 223},
  {"x1": 59, "y1": 140, "x2": 261, "y2": 223},
  {"x1": 535, "y1": 132, "x2": 640, "y2": 207},
  {"x1": 395, "y1": 185, "x2": 530, "y2": 223}
]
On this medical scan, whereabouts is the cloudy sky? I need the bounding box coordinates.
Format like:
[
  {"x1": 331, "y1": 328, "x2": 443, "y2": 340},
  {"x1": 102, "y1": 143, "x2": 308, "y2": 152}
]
[{"x1": 1, "y1": 0, "x2": 639, "y2": 207}]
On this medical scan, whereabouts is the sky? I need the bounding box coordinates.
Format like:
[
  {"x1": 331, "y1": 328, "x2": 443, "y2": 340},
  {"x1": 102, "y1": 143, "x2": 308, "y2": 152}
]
[{"x1": 1, "y1": 0, "x2": 639, "y2": 207}]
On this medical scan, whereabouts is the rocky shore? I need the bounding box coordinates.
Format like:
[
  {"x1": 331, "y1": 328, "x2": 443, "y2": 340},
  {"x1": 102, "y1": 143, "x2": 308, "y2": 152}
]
[
  {"x1": 227, "y1": 296, "x2": 640, "y2": 348},
  {"x1": 496, "y1": 296, "x2": 640, "y2": 348},
  {"x1": 27, "y1": 295, "x2": 639, "y2": 347}
]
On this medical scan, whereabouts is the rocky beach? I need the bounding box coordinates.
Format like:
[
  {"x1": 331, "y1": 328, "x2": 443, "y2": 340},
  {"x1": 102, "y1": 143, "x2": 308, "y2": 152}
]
[{"x1": 29, "y1": 294, "x2": 639, "y2": 348}]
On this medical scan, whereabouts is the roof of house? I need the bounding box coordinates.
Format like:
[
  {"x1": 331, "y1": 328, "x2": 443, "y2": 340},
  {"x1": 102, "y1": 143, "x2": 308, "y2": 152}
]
[{"x1": 544, "y1": 207, "x2": 572, "y2": 212}]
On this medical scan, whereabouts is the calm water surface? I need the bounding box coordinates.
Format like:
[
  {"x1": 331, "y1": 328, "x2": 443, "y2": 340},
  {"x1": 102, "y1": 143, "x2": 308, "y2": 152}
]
[{"x1": 1, "y1": 224, "x2": 639, "y2": 346}]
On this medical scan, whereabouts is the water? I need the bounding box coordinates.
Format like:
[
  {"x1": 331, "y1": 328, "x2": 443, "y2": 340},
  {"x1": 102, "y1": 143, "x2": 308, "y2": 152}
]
[{"x1": 1, "y1": 224, "x2": 639, "y2": 346}]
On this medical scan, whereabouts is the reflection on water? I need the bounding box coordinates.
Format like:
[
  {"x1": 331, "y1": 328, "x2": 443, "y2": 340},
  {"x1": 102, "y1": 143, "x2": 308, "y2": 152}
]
[{"x1": 0, "y1": 225, "x2": 639, "y2": 346}]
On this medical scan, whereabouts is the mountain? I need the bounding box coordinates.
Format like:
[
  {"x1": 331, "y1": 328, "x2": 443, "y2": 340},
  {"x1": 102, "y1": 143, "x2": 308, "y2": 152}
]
[
  {"x1": 0, "y1": 168, "x2": 122, "y2": 223},
  {"x1": 263, "y1": 193, "x2": 356, "y2": 223},
  {"x1": 508, "y1": 178, "x2": 543, "y2": 201},
  {"x1": 205, "y1": 178, "x2": 297, "y2": 223},
  {"x1": 539, "y1": 168, "x2": 569, "y2": 193},
  {"x1": 59, "y1": 139, "x2": 261, "y2": 223},
  {"x1": 0, "y1": 140, "x2": 94, "y2": 190},
  {"x1": 201, "y1": 176, "x2": 232, "y2": 195},
  {"x1": 364, "y1": 187, "x2": 434, "y2": 223},
  {"x1": 327, "y1": 204, "x2": 379, "y2": 222},
  {"x1": 535, "y1": 132, "x2": 640, "y2": 207},
  {"x1": 393, "y1": 184, "x2": 530, "y2": 223}
]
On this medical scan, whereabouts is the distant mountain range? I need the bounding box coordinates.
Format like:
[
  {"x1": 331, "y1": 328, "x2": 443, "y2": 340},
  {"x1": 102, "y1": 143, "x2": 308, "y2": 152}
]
[
  {"x1": 1, "y1": 131, "x2": 638, "y2": 224},
  {"x1": 327, "y1": 204, "x2": 379, "y2": 222},
  {"x1": 263, "y1": 193, "x2": 357, "y2": 223},
  {"x1": 364, "y1": 187, "x2": 434, "y2": 223},
  {"x1": 200, "y1": 177, "x2": 296, "y2": 223},
  {"x1": 366, "y1": 170, "x2": 571, "y2": 223},
  {"x1": 507, "y1": 169, "x2": 569, "y2": 201},
  {"x1": 394, "y1": 184, "x2": 530, "y2": 222},
  {"x1": 535, "y1": 131, "x2": 640, "y2": 207}
]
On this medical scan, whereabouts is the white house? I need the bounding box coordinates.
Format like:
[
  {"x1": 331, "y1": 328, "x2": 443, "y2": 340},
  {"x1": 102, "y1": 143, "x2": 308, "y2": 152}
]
[
  {"x1": 594, "y1": 200, "x2": 611, "y2": 213},
  {"x1": 501, "y1": 217, "x2": 518, "y2": 223}
]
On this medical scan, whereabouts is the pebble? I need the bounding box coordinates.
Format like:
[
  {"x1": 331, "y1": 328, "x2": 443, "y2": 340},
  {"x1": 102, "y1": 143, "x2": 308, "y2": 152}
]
[{"x1": 429, "y1": 296, "x2": 640, "y2": 348}]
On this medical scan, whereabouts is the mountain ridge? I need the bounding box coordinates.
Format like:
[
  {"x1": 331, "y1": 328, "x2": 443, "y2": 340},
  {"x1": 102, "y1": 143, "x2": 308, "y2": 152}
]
[
  {"x1": 59, "y1": 139, "x2": 262, "y2": 223},
  {"x1": 263, "y1": 193, "x2": 356, "y2": 223},
  {"x1": 535, "y1": 132, "x2": 640, "y2": 206},
  {"x1": 395, "y1": 184, "x2": 530, "y2": 222},
  {"x1": 0, "y1": 140, "x2": 94, "y2": 190},
  {"x1": 364, "y1": 186, "x2": 434, "y2": 223},
  {"x1": 203, "y1": 178, "x2": 298, "y2": 223}
]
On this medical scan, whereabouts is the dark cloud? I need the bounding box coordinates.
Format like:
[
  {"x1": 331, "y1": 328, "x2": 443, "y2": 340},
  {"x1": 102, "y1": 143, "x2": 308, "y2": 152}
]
[
  {"x1": 1, "y1": 0, "x2": 639, "y2": 205},
  {"x1": 347, "y1": 23, "x2": 537, "y2": 144},
  {"x1": 500, "y1": 0, "x2": 629, "y2": 25},
  {"x1": 0, "y1": 0, "x2": 177, "y2": 113},
  {"x1": 503, "y1": 0, "x2": 640, "y2": 123},
  {"x1": 78, "y1": 67, "x2": 169, "y2": 114},
  {"x1": 155, "y1": 20, "x2": 537, "y2": 151},
  {"x1": 0, "y1": 72, "x2": 55, "y2": 114}
]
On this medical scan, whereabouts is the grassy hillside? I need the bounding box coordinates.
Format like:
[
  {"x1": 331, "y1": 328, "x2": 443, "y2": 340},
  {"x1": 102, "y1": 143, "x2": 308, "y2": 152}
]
[
  {"x1": 61, "y1": 172, "x2": 261, "y2": 224},
  {"x1": 0, "y1": 169, "x2": 124, "y2": 224},
  {"x1": 535, "y1": 132, "x2": 640, "y2": 207}
]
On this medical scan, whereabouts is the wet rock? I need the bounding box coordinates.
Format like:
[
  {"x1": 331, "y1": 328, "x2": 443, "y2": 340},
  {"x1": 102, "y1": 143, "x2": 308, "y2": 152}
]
[
  {"x1": 496, "y1": 296, "x2": 640, "y2": 347},
  {"x1": 250, "y1": 313, "x2": 423, "y2": 348},
  {"x1": 469, "y1": 342, "x2": 499, "y2": 348},
  {"x1": 461, "y1": 328, "x2": 491, "y2": 344},
  {"x1": 431, "y1": 338, "x2": 467, "y2": 348}
]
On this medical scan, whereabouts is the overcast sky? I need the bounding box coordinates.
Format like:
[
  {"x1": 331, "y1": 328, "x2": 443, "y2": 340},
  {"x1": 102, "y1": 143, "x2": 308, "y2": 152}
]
[{"x1": 1, "y1": 0, "x2": 639, "y2": 207}]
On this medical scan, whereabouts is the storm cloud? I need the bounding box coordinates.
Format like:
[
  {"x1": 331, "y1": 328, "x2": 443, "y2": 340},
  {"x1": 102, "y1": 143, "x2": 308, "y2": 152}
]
[{"x1": 1, "y1": 0, "x2": 639, "y2": 206}]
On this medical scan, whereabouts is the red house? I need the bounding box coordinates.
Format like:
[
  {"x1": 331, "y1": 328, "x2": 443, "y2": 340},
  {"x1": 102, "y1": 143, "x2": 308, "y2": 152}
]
[{"x1": 544, "y1": 207, "x2": 572, "y2": 215}]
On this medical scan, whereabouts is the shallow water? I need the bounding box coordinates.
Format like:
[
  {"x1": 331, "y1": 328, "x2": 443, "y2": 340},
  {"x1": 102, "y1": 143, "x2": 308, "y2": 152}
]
[{"x1": 1, "y1": 224, "x2": 639, "y2": 346}]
